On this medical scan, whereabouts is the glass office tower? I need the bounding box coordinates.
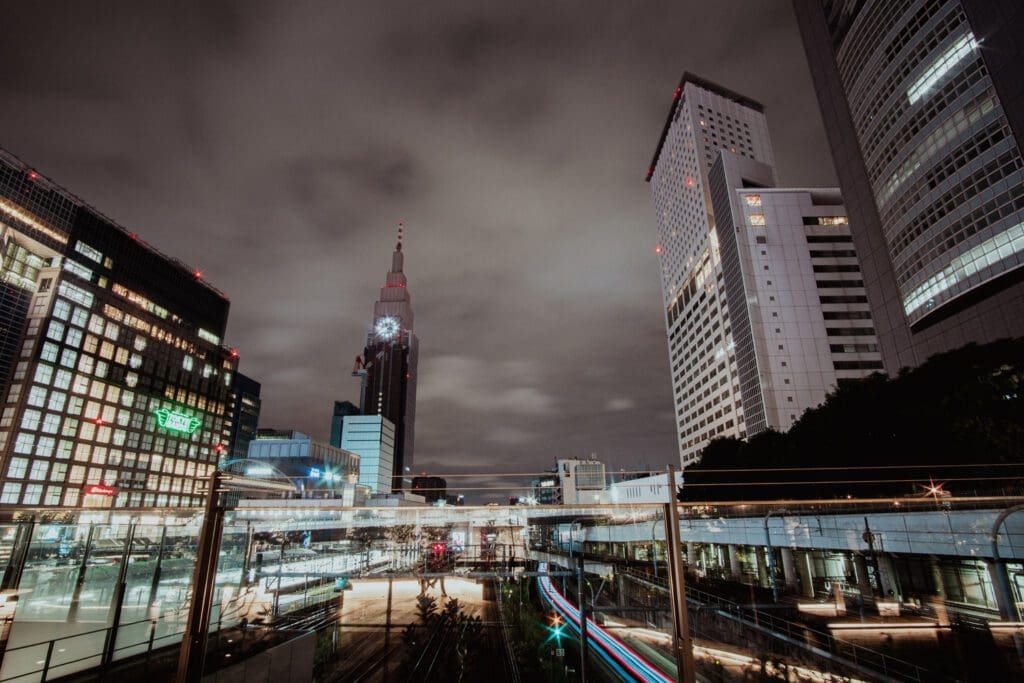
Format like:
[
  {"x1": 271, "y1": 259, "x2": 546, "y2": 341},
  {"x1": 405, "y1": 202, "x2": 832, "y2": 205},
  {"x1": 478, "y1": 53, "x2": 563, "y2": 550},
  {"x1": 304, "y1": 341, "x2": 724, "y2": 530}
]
[
  {"x1": 794, "y1": 0, "x2": 1024, "y2": 371},
  {"x1": 0, "y1": 149, "x2": 236, "y2": 510}
]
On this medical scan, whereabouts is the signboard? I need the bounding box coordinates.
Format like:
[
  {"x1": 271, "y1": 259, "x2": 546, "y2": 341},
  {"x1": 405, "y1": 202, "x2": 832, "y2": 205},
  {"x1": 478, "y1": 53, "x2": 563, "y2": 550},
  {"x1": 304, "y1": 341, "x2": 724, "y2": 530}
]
[
  {"x1": 154, "y1": 408, "x2": 202, "y2": 435},
  {"x1": 83, "y1": 484, "x2": 117, "y2": 497}
]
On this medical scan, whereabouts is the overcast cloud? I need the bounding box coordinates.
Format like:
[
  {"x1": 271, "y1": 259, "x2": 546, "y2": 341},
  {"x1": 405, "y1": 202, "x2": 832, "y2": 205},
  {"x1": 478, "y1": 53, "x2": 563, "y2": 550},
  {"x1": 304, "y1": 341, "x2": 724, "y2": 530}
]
[{"x1": 0, "y1": 1, "x2": 836, "y2": 500}]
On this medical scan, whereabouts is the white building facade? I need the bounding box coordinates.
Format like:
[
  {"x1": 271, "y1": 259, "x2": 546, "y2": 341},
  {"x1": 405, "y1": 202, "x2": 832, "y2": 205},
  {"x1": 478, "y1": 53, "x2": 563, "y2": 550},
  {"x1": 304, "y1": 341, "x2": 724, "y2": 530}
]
[
  {"x1": 708, "y1": 152, "x2": 883, "y2": 433},
  {"x1": 646, "y1": 74, "x2": 778, "y2": 465}
]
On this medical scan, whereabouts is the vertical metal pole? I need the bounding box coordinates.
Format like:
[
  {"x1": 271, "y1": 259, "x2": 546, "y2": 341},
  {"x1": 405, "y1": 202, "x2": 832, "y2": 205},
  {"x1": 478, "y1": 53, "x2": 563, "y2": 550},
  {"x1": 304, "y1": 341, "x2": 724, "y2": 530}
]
[
  {"x1": 664, "y1": 466, "x2": 696, "y2": 683},
  {"x1": 764, "y1": 510, "x2": 784, "y2": 602},
  {"x1": 176, "y1": 471, "x2": 225, "y2": 683},
  {"x1": 103, "y1": 523, "x2": 136, "y2": 665},
  {"x1": 0, "y1": 518, "x2": 34, "y2": 589},
  {"x1": 0, "y1": 519, "x2": 34, "y2": 661},
  {"x1": 577, "y1": 552, "x2": 587, "y2": 683},
  {"x1": 240, "y1": 522, "x2": 254, "y2": 589},
  {"x1": 68, "y1": 525, "x2": 96, "y2": 622}
]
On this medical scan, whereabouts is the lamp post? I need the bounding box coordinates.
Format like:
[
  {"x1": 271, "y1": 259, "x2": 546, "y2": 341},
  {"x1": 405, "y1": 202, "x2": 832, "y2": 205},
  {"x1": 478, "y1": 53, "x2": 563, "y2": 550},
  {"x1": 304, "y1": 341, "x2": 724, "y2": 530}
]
[{"x1": 664, "y1": 465, "x2": 696, "y2": 683}]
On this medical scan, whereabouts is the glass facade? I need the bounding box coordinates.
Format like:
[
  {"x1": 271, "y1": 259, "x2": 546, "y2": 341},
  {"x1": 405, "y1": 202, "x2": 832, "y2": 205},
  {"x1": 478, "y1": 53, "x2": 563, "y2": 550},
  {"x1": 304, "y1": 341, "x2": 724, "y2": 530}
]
[
  {"x1": 0, "y1": 149, "x2": 236, "y2": 510},
  {"x1": 341, "y1": 415, "x2": 395, "y2": 494},
  {"x1": 819, "y1": 0, "x2": 1024, "y2": 325}
]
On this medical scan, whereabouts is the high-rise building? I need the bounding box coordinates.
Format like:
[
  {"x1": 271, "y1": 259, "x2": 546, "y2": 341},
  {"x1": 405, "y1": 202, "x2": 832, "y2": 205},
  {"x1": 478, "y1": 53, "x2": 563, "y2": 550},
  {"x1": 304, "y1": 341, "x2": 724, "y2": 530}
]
[
  {"x1": 708, "y1": 151, "x2": 883, "y2": 434},
  {"x1": 0, "y1": 149, "x2": 237, "y2": 509},
  {"x1": 793, "y1": 0, "x2": 1024, "y2": 372},
  {"x1": 340, "y1": 415, "x2": 395, "y2": 494},
  {"x1": 410, "y1": 475, "x2": 446, "y2": 504},
  {"x1": 227, "y1": 372, "x2": 261, "y2": 461},
  {"x1": 646, "y1": 73, "x2": 778, "y2": 465},
  {"x1": 329, "y1": 399, "x2": 360, "y2": 448},
  {"x1": 356, "y1": 230, "x2": 417, "y2": 490}
]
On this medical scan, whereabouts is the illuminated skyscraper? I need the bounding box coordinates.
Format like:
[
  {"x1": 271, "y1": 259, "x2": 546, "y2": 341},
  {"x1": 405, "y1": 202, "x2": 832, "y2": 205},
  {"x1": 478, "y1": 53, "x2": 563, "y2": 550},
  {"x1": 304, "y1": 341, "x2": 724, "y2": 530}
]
[
  {"x1": 646, "y1": 74, "x2": 777, "y2": 465},
  {"x1": 356, "y1": 229, "x2": 417, "y2": 490},
  {"x1": 793, "y1": 0, "x2": 1024, "y2": 371},
  {"x1": 0, "y1": 149, "x2": 237, "y2": 509}
]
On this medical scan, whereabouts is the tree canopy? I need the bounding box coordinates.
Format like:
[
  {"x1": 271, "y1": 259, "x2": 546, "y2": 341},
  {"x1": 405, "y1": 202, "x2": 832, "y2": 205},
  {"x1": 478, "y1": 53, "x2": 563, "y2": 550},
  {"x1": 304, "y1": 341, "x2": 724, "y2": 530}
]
[{"x1": 679, "y1": 338, "x2": 1024, "y2": 501}]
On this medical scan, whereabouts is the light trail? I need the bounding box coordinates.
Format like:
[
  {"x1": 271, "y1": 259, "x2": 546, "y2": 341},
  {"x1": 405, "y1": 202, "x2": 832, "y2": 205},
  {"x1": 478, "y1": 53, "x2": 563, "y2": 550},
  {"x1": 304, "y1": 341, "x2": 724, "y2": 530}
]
[{"x1": 536, "y1": 562, "x2": 674, "y2": 683}]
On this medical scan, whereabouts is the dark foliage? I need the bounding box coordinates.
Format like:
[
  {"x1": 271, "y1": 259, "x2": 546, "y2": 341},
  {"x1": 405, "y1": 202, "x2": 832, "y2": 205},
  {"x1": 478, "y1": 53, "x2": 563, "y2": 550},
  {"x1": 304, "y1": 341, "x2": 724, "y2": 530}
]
[{"x1": 679, "y1": 338, "x2": 1024, "y2": 501}]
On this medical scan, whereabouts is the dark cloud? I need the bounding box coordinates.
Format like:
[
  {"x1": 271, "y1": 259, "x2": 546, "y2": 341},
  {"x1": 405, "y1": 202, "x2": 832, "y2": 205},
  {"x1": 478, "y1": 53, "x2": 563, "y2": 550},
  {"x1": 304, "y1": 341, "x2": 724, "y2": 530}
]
[{"x1": 0, "y1": 1, "x2": 837, "y2": 500}]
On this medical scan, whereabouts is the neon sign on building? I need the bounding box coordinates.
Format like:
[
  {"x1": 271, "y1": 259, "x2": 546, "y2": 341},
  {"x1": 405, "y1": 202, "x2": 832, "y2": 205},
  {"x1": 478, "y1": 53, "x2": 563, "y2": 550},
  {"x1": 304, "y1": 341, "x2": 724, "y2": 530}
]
[{"x1": 154, "y1": 408, "x2": 202, "y2": 435}]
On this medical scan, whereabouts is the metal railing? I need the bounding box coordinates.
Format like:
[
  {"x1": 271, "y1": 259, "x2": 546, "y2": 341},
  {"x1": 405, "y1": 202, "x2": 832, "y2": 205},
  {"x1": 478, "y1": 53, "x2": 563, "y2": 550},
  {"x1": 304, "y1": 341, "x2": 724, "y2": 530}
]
[
  {"x1": 0, "y1": 610, "x2": 189, "y2": 683},
  {"x1": 624, "y1": 568, "x2": 938, "y2": 682}
]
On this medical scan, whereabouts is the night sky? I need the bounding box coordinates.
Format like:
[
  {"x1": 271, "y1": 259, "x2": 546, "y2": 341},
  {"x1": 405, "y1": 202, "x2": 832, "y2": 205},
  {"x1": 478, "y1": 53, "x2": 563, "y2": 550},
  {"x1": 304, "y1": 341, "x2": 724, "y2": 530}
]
[{"x1": 1, "y1": 2, "x2": 836, "y2": 499}]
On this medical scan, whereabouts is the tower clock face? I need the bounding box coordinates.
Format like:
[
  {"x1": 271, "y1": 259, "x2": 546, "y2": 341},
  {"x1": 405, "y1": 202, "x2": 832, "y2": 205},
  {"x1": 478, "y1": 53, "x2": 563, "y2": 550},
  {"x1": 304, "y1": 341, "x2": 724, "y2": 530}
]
[{"x1": 375, "y1": 315, "x2": 401, "y2": 341}]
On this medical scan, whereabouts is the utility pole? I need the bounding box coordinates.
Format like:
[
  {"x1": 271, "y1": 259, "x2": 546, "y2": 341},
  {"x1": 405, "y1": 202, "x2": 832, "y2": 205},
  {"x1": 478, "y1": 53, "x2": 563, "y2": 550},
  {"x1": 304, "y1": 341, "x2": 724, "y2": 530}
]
[
  {"x1": 664, "y1": 465, "x2": 696, "y2": 683},
  {"x1": 176, "y1": 471, "x2": 297, "y2": 683},
  {"x1": 176, "y1": 471, "x2": 226, "y2": 683},
  {"x1": 577, "y1": 552, "x2": 587, "y2": 682}
]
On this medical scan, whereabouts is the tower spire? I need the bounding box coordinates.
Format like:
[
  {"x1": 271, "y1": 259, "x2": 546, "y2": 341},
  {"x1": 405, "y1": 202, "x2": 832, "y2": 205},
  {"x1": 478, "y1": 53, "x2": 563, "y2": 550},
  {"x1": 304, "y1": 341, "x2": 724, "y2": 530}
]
[{"x1": 392, "y1": 222, "x2": 404, "y2": 272}]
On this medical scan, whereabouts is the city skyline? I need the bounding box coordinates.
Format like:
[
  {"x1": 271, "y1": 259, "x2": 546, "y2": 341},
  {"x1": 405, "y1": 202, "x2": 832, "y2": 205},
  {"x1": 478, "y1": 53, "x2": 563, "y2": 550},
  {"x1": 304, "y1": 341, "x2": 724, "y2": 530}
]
[{"x1": 0, "y1": 3, "x2": 838, "y2": 489}]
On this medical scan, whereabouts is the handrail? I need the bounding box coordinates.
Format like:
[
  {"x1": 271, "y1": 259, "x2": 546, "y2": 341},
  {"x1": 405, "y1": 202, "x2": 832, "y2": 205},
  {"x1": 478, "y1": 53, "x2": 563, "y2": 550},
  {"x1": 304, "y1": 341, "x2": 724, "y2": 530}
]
[
  {"x1": 623, "y1": 568, "x2": 935, "y2": 682},
  {"x1": 0, "y1": 604, "x2": 207, "y2": 682}
]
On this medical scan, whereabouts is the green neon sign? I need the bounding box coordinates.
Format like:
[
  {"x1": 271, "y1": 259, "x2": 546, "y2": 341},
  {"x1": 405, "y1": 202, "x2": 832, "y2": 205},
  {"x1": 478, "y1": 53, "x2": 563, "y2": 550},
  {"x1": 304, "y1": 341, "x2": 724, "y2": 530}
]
[{"x1": 154, "y1": 408, "x2": 202, "y2": 435}]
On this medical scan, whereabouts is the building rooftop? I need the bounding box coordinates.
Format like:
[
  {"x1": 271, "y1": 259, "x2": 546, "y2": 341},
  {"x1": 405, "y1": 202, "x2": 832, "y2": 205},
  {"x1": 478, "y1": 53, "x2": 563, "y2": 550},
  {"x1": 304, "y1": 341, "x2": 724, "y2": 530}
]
[{"x1": 646, "y1": 72, "x2": 766, "y2": 182}]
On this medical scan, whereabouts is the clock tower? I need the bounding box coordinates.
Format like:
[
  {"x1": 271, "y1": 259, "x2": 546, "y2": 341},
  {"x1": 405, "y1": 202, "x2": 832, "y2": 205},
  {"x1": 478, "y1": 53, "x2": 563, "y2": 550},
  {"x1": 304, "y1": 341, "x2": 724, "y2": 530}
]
[{"x1": 357, "y1": 226, "x2": 418, "y2": 491}]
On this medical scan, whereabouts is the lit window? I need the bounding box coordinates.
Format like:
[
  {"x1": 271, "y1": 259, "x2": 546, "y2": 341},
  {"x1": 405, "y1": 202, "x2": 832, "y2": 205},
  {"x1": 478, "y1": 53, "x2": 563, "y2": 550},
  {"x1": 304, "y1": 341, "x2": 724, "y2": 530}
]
[
  {"x1": 183, "y1": 355, "x2": 194, "y2": 371},
  {"x1": 63, "y1": 260, "x2": 93, "y2": 281},
  {"x1": 41, "y1": 413, "x2": 61, "y2": 434},
  {"x1": 28, "y1": 460, "x2": 48, "y2": 480},
  {"x1": 33, "y1": 365, "x2": 54, "y2": 385},
  {"x1": 21, "y1": 484, "x2": 42, "y2": 505},
  {"x1": 749, "y1": 214, "x2": 766, "y2": 226},
  {"x1": 40, "y1": 343, "x2": 59, "y2": 363},
  {"x1": 7, "y1": 457, "x2": 28, "y2": 478},
  {"x1": 74, "y1": 241, "x2": 103, "y2": 263},
  {"x1": 0, "y1": 483, "x2": 21, "y2": 504},
  {"x1": 744, "y1": 194, "x2": 762, "y2": 207},
  {"x1": 903, "y1": 220, "x2": 1024, "y2": 317},
  {"x1": 907, "y1": 34, "x2": 979, "y2": 105},
  {"x1": 63, "y1": 489, "x2": 79, "y2": 506},
  {"x1": 20, "y1": 410, "x2": 41, "y2": 431},
  {"x1": 46, "y1": 321, "x2": 65, "y2": 342},
  {"x1": 58, "y1": 281, "x2": 94, "y2": 308},
  {"x1": 26, "y1": 386, "x2": 46, "y2": 407},
  {"x1": 52, "y1": 300, "x2": 71, "y2": 321},
  {"x1": 44, "y1": 487, "x2": 62, "y2": 505},
  {"x1": 54, "y1": 370, "x2": 71, "y2": 390}
]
